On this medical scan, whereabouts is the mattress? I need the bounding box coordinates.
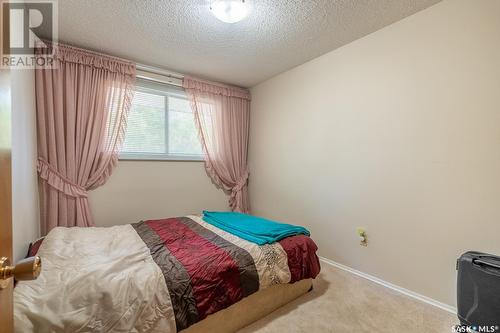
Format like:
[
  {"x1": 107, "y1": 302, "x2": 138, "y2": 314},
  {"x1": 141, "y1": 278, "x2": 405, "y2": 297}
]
[{"x1": 14, "y1": 215, "x2": 320, "y2": 332}]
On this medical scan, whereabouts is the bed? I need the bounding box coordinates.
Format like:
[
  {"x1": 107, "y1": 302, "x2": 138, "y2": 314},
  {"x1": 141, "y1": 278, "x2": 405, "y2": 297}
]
[{"x1": 14, "y1": 215, "x2": 320, "y2": 332}]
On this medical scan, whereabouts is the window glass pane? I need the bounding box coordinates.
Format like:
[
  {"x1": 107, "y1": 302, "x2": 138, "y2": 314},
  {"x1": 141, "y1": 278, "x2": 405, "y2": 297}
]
[
  {"x1": 121, "y1": 79, "x2": 204, "y2": 160},
  {"x1": 122, "y1": 90, "x2": 166, "y2": 154},
  {"x1": 168, "y1": 96, "x2": 203, "y2": 156}
]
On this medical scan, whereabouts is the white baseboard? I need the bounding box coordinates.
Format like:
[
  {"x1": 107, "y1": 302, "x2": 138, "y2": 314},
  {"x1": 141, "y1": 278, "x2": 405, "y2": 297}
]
[{"x1": 318, "y1": 256, "x2": 457, "y2": 314}]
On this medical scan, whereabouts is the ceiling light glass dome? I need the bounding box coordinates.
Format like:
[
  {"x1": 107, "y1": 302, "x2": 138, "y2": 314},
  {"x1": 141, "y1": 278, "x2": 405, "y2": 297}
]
[{"x1": 210, "y1": 0, "x2": 249, "y2": 23}]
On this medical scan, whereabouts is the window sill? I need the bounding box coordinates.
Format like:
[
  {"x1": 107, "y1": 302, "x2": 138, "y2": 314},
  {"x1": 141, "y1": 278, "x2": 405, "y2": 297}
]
[{"x1": 118, "y1": 153, "x2": 204, "y2": 162}]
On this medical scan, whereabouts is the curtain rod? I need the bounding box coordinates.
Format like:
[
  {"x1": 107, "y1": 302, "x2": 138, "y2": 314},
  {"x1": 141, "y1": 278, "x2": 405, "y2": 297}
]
[{"x1": 136, "y1": 63, "x2": 184, "y2": 80}]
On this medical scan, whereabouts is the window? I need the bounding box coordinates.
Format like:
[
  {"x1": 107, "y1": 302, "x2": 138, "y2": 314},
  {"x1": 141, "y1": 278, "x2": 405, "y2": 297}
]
[{"x1": 120, "y1": 79, "x2": 203, "y2": 161}]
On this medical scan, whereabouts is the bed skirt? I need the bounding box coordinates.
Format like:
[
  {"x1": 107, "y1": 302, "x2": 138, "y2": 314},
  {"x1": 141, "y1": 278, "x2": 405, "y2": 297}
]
[{"x1": 182, "y1": 278, "x2": 313, "y2": 333}]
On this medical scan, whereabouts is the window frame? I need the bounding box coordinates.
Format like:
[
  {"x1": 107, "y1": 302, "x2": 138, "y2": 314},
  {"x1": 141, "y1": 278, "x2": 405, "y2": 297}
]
[{"x1": 119, "y1": 79, "x2": 204, "y2": 162}]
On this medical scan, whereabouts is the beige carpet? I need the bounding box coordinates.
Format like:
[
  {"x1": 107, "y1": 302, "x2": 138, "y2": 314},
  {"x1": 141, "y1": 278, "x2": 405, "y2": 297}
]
[{"x1": 239, "y1": 263, "x2": 457, "y2": 333}]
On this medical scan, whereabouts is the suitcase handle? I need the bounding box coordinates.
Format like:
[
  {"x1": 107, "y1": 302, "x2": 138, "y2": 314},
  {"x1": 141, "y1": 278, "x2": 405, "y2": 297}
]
[{"x1": 473, "y1": 258, "x2": 500, "y2": 270}]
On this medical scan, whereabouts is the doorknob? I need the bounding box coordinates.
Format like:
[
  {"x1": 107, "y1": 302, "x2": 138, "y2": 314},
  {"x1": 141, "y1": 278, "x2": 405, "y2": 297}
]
[{"x1": 0, "y1": 256, "x2": 42, "y2": 289}]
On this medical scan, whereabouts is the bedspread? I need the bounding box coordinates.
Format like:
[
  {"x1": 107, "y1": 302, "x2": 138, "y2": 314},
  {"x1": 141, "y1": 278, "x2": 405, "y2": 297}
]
[{"x1": 14, "y1": 215, "x2": 320, "y2": 333}]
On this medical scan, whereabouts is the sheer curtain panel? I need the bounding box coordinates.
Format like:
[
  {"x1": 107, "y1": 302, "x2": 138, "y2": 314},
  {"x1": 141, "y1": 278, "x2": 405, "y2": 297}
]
[
  {"x1": 183, "y1": 77, "x2": 251, "y2": 213},
  {"x1": 35, "y1": 43, "x2": 135, "y2": 234}
]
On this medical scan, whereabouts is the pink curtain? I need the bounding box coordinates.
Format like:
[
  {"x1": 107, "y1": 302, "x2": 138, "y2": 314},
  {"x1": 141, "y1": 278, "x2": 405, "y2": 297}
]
[
  {"x1": 183, "y1": 77, "x2": 251, "y2": 213},
  {"x1": 35, "y1": 43, "x2": 135, "y2": 234}
]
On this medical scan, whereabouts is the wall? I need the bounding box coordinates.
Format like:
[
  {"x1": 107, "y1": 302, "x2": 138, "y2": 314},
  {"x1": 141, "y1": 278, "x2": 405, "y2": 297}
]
[
  {"x1": 89, "y1": 161, "x2": 228, "y2": 227},
  {"x1": 11, "y1": 69, "x2": 39, "y2": 262},
  {"x1": 248, "y1": 0, "x2": 500, "y2": 307}
]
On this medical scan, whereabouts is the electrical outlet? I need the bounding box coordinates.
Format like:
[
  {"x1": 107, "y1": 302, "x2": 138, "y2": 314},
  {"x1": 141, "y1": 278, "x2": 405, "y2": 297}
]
[{"x1": 356, "y1": 227, "x2": 367, "y2": 246}]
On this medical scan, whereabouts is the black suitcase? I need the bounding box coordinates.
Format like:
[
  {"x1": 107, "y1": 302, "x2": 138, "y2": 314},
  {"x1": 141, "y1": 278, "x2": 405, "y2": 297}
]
[{"x1": 457, "y1": 251, "x2": 500, "y2": 327}]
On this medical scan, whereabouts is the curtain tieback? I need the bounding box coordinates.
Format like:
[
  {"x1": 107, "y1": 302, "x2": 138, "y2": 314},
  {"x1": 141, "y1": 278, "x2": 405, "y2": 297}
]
[
  {"x1": 231, "y1": 170, "x2": 249, "y2": 194},
  {"x1": 37, "y1": 158, "x2": 88, "y2": 198}
]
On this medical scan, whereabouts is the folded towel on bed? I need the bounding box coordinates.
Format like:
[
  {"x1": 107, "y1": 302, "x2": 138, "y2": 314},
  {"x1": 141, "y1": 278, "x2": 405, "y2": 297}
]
[{"x1": 202, "y1": 211, "x2": 310, "y2": 245}]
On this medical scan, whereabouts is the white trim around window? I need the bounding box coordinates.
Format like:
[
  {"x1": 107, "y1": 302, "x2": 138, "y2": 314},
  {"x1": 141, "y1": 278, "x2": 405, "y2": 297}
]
[{"x1": 119, "y1": 152, "x2": 204, "y2": 162}]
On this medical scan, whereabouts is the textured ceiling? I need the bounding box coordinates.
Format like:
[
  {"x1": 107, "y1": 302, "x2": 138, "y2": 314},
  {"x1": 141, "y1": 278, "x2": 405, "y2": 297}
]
[{"x1": 57, "y1": 0, "x2": 441, "y2": 87}]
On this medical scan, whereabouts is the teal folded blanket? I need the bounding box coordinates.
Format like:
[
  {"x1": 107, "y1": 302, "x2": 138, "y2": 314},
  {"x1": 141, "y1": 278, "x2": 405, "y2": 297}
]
[{"x1": 202, "y1": 211, "x2": 310, "y2": 245}]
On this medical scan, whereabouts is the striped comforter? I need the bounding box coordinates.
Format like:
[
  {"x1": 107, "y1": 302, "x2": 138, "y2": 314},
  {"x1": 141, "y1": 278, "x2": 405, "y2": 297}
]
[{"x1": 14, "y1": 215, "x2": 320, "y2": 333}]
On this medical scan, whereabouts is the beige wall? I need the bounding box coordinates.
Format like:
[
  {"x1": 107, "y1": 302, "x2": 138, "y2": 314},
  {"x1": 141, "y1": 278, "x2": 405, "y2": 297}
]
[
  {"x1": 248, "y1": 0, "x2": 500, "y2": 307},
  {"x1": 11, "y1": 69, "x2": 39, "y2": 262},
  {"x1": 89, "y1": 161, "x2": 228, "y2": 227}
]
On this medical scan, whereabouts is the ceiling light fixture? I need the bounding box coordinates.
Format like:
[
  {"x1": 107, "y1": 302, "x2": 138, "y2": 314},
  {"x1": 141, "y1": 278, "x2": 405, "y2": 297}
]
[{"x1": 210, "y1": 0, "x2": 249, "y2": 23}]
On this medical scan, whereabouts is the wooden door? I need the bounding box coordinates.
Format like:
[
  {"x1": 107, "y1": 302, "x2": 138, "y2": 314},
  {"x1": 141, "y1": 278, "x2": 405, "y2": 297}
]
[
  {"x1": 0, "y1": 67, "x2": 13, "y2": 333},
  {"x1": 0, "y1": 2, "x2": 13, "y2": 331}
]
